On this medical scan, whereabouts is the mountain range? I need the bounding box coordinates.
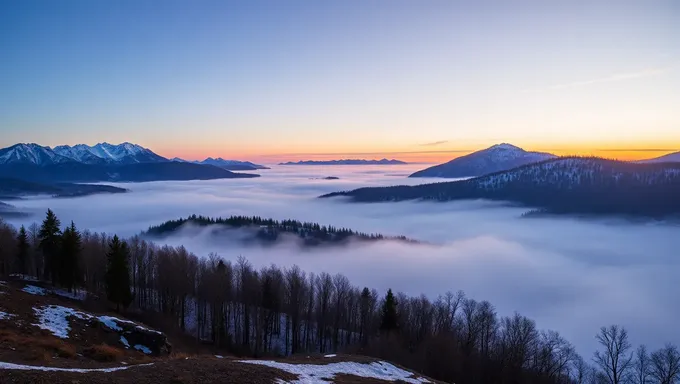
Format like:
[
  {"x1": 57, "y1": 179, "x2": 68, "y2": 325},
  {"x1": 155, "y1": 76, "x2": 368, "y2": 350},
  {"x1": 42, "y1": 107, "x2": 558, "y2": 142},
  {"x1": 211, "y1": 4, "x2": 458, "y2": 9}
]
[
  {"x1": 639, "y1": 151, "x2": 680, "y2": 164},
  {"x1": 0, "y1": 143, "x2": 259, "y2": 186},
  {"x1": 171, "y1": 157, "x2": 269, "y2": 171},
  {"x1": 410, "y1": 143, "x2": 557, "y2": 178},
  {"x1": 321, "y1": 157, "x2": 680, "y2": 218},
  {"x1": 280, "y1": 159, "x2": 407, "y2": 165}
]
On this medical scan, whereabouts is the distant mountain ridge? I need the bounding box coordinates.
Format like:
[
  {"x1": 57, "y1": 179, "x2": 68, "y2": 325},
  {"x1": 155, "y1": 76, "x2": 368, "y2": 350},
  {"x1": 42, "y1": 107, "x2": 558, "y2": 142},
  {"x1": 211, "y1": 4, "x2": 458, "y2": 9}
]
[
  {"x1": 172, "y1": 157, "x2": 269, "y2": 171},
  {"x1": 0, "y1": 142, "x2": 166, "y2": 166},
  {"x1": 410, "y1": 143, "x2": 556, "y2": 178},
  {"x1": 638, "y1": 151, "x2": 680, "y2": 164},
  {"x1": 322, "y1": 157, "x2": 680, "y2": 218},
  {"x1": 0, "y1": 142, "x2": 259, "y2": 183},
  {"x1": 280, "y1": 159, "x2": 407, "y2": 165}
]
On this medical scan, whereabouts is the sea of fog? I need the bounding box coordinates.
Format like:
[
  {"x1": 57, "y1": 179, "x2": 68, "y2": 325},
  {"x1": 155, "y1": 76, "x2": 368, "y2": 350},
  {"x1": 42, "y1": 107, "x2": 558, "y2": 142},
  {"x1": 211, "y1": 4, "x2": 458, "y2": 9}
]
[{"x1": 5, "y1": 164, "x2": 679, "y2": 356}]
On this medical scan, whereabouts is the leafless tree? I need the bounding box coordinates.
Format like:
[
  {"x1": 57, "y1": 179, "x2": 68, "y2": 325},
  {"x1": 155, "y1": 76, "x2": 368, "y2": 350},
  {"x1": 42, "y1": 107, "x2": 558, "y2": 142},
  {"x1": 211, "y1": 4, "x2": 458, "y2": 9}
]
[
  {"x1": 593, "y1": 325, "x2": 633, "y2": 384},
  {"x1": 650, "y1": 344, "x2": 680, "y2": 384},
  {"x1": 630, "y1": 345, "x2": 650, "y2": 384}
]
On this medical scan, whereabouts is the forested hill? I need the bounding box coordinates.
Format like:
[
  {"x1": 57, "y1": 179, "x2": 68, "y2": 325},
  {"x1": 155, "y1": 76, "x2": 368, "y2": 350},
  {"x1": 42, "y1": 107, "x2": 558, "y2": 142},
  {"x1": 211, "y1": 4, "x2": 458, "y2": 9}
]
[
  {"x1": 144, "y1": 215, "x2": 415, "y2": 246},
  {"x1": 321, "y1": 157, "x2": 680, "y2": 218}
]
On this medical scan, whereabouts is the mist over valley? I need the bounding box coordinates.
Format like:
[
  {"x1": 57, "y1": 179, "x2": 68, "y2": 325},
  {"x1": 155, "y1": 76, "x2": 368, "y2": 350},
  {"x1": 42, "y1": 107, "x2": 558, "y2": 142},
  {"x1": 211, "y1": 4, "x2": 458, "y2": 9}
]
[{"x1": 4, "y1": 163, "x2": 678, "y2": 356}]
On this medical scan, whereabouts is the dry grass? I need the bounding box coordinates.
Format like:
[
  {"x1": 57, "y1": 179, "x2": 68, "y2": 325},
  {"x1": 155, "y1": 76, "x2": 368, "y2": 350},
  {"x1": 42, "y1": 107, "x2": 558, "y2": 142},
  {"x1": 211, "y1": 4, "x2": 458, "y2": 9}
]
[
  {"x1": 84, "y1": 344, "x2": 125, "y2": 362},
  {"x1": 0, "y1": 329, "x2": 77, "y2": 359}
]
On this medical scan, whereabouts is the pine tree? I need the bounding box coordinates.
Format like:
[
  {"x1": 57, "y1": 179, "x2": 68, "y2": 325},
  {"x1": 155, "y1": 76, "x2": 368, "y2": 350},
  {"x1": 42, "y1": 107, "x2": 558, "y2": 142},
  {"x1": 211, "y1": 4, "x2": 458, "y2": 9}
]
[
  {"x1": 16, "y1": 225, "x2": 29, "y2": 275},
  {"x1": 39, "y1": 209, "x2": 61, "y2": 284},
  {"x1": 105, "y1": 235, "x2": 132, "y2": 312},
  {"x1": 380, "y1": 289, "x2": 398, "y2": 332},
  {"x1": 60, "y1": 221, "x2": 82, "y2": 292}
]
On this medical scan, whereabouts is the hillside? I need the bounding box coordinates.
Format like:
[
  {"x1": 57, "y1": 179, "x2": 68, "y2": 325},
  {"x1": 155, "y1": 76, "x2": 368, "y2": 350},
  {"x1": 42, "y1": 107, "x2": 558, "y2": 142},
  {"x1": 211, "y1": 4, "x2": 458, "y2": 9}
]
[
  {"x1": 0, "y1": 278, "x2": 435, "y2": 384},
  {"x1": 409, "y1": 143, "x2": 556, "y2": 178},
  {"x1": 144, "y1": 215, "x2": 414, "y2": 246},
  {"x1": 0, "y1": 177, "x2": 128, "y2": 198},
  {"x1": 639, "y1": 151, "x2": 680, "y2": 163},
  {"x1": 0, "y1": 162, "x2": 259, "y2": 183},
  {"x1": 322, "y1": 157, "x2": 680, "y2": 218},
  {"x1": 280, "y1": 159, "x2": 407, "y2": 165}
]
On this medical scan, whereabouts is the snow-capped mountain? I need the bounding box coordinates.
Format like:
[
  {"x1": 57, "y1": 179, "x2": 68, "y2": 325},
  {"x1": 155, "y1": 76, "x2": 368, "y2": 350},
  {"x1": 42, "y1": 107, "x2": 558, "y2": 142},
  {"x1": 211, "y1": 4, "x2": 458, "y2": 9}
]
[
  {"x1": 638, "y1": 151, "x2": 680, "y2": 164},
  {"x1": 322, "y1": 157, "x2": 680, "y2": 217},
  {"x1": 410, "y1": 143, "x2": 556, "y2": 178},
  {"x1": 0, "y1": 144, "x2": 72, "y2": 166},
  {"x1": 0, "y1": 142, "x2": 167, "y2": 166}
]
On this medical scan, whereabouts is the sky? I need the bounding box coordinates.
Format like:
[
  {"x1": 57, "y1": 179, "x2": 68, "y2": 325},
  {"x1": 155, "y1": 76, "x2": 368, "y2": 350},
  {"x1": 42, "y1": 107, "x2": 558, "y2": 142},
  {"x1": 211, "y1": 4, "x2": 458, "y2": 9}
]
[{"x1": 1, "y1": 0, "x2": 679, "y2": 162}]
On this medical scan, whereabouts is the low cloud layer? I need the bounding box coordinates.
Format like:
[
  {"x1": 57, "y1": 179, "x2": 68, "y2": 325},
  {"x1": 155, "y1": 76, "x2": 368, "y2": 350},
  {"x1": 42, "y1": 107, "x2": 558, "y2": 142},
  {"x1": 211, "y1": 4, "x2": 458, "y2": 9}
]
[{"x1": 6, "y1": 164, "x2": 679, "y2": 356}]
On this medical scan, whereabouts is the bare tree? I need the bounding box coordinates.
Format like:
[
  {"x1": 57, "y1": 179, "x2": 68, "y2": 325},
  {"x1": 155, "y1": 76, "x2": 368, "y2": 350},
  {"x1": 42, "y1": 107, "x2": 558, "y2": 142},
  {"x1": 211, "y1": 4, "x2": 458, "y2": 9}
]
[
  {"x1": 631, "y1": 345, "x2": 650, "y2": 384},
  {"x1": 650, "y1": 344, "x2": 680, "y2": 384},
  {"x1": 593, "y1": 325, "x2": 633, "y2": 384}
]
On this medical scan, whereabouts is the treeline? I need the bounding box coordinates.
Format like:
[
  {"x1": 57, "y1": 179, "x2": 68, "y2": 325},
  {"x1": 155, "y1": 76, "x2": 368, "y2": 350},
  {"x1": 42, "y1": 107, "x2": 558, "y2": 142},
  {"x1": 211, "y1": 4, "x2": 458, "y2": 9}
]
[
  {"x1": 145, "y1": 214, "x2": 413, "y2": 245},
  {"x1": 1, "y1": 211, "x2": 679, "y2": 384}
]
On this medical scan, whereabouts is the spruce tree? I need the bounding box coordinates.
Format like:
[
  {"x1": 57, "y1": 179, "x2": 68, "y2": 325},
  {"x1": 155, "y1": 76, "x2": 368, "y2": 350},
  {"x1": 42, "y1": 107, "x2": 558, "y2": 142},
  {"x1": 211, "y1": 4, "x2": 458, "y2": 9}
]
[
  {"x1": 39, "y1": 209, "x2": 61, "y2": 284},
  {"x1": 105, "y1": 235, "x2": 132, "y2": 312},
  {"x1": 16, "y1": 225, "x2": 29, "y2": 275},
  {"x1": 380, "y1": 289, "x2": 398, "y2": 332},
  {"x1": 60, "y1": 221, "x2": 82, "y2": 292}
]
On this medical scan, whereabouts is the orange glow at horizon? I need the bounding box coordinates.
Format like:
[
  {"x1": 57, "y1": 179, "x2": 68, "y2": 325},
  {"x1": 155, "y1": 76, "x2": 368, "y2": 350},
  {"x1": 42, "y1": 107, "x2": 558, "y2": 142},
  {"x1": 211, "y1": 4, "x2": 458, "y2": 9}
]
[{"x1": 157, "y1": 143, "x2": 680, "y2": 164}]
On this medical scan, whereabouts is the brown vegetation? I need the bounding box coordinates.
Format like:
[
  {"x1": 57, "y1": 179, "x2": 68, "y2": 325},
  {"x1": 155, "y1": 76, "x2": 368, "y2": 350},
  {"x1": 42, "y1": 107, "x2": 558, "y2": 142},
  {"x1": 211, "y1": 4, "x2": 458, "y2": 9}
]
[{"x1": 83, "y1": 343, "x2": 125, "y2": 362}]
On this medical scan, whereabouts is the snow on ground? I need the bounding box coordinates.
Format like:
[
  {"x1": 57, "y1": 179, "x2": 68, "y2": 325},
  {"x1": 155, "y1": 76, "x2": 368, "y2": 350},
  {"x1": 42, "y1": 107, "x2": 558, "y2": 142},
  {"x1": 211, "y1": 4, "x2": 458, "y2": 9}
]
[
  {"x1": 33, "y1": 305, "x2": 91, "y2": 338},
  {"x1": 133, "y1": 344, "x2": 152, "y2": 354},
  {"x1": 0, "y1": 281, "x2": 7, "y2": 286},
  {"x1": 52, "y1": 288, "x2": 87, "y2": 301},
  {"x1": 33, "y1": 305, "x2": 161, "y2": 340},
  {"x1": 324, "y1": 354, "x2": 337, "y2": 358},
  {"x1": 238, "y1": 360, "x2": 430, "y2": 384},
  {"x1": 120, "y1": 336, "x2": 130, "y2": 348},
  {"x1": 215, "y1": 355, "x2": 224, "y2": 359},
  {"x1": 22, "y1": 285, "x2": 46, "y2": 296},
  {"x1": 0, "y1": 361, "x2": 154, "y2": 372},
  {"x1": 0, "y1": 311, "x2": 15, "y2": 320},
  {"x1": 9, "y1": 274, "x2": 38, "y2": 282}
]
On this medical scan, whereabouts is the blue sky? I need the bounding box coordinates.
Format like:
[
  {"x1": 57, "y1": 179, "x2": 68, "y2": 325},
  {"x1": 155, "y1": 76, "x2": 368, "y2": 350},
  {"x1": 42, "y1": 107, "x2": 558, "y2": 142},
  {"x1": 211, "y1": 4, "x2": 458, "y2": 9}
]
[{"x1": 1, "y1": 0, "x2": 678, "y2": 161}]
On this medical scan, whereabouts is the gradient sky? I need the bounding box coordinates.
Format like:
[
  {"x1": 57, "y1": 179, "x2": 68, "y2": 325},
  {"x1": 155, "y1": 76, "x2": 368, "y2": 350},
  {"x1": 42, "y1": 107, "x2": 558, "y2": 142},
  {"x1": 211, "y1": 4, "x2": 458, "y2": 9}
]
[{"x1": 1, "y1": 0, "x2": 678, "y2": 162}]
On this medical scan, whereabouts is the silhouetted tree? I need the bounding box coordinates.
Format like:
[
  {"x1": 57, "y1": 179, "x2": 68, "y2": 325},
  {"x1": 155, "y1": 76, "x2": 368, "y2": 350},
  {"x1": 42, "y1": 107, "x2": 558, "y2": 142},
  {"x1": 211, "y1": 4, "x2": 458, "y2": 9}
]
[
  {"x1": 60, "y1": 221, "x2": 82, "y2": 292},
  {"x1": 593, "y1": 325, "x2": 633, "y2": 384},
  {"x1": 380, "y1": 289, "x2": 398, "y2": 332},
  {"x1": 16, "y1": 225, "x2": 29, "y2": 275},
  {"x1": 39, "y1": 209, "x2": 61, "y2": 284},
  {"x1": 105, "y1": 235, "x2": 132, "y2": 312},
  {"x1": 650, "y1": 344, "x2": 680, "y2": 384}
]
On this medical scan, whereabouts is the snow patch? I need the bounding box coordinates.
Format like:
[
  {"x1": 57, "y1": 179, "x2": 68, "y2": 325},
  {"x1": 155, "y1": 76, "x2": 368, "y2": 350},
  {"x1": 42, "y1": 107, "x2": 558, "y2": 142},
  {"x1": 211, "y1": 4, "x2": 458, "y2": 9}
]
[
  {"x1": 0, "y1": 361, "x2": 153, "y2": 372},
  {"x1": 120, "y1": 336, "x2": 130, "y2": 348},
  {"x1": 215, "y1": 355, "x2": 224, "y2": 359},
  {"x1": 134, "y1": 344, "x2": 152, "y2": 354},
  {"x1": 52, "y1": 288, "x2": 87, "y2": 301},
  {"x1": 324, "y1": 354, "x2": 337, "y2": 358},
  {"x1": 10, "y1": 274, "x2": 39, "y2": 282},
  {"x1": 22, "y1": 285, "x2": 47, "y2": 296},
  {"x1": 237, "y1": 360, "x2": 430, "y2": 384},
  {"x1": 0, "y1": 311, "x2": 14, "y2": 320}
]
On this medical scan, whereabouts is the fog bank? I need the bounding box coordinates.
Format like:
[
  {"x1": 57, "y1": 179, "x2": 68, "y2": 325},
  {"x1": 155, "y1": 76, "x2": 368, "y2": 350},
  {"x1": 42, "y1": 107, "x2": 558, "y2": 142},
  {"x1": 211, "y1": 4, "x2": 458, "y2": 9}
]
[{"x1": 6, "y1": 164, "x2": 679, "y2": 356}]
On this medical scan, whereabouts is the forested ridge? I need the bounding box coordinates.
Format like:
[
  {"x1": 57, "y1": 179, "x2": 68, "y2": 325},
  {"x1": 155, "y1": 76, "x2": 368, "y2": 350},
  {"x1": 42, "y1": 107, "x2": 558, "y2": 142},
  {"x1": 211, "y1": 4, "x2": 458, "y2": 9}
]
[
  {"x1": 1, "y1": 211, "x2": 679, "y2": 384},
  {"x1": 145, "y1": 215, "x2": 414, "y2": 245},
  {"x1": 322, "y1": 157, "x2": 680, "y2": 218}
]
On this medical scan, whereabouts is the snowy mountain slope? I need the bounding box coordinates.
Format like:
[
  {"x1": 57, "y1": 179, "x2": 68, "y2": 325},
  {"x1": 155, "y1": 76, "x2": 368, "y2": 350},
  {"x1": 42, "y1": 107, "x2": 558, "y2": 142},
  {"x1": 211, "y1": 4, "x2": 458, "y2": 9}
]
[
  {"x1": 1, "y1": 142, "x2": 167, "y2": 166},
  {"x1": 322, "y1": 157, "x2": 680, "y2": 217},
  {"x1": 0, "y1": 144, "x2": 72, "y2": 166},
  {"x1": 409, "y1": 143, "x2": 556, "y2": 178},
  {"x1": 638, "y1": 151, "x2": 680, "y2": 164}
]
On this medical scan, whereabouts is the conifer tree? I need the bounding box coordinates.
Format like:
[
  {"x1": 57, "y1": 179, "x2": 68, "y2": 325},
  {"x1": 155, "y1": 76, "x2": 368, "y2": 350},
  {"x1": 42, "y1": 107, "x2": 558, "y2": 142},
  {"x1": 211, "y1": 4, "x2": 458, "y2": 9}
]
[
  {"x1": 60, "y1": 221, "x2": 82, "y2": 292},
  {"x1": 16, "y1": 225, "x2": 29, "y2": 275},
  {"x1": 39, "y1": 209, "x2": 61, "y2": 284},
  {"x1": 105, "y1": 235, "x2": 132, "y2": 312},
  {"x1": 380, "y1": 289, "x2": 398, "y2": 332}
]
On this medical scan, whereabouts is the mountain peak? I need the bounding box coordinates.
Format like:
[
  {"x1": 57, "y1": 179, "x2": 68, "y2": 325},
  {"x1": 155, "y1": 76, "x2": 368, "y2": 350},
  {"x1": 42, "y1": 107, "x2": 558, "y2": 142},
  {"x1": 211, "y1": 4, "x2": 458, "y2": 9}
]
[{"x1": 487, "y1": 143, "x2": 523, "y2": 151}]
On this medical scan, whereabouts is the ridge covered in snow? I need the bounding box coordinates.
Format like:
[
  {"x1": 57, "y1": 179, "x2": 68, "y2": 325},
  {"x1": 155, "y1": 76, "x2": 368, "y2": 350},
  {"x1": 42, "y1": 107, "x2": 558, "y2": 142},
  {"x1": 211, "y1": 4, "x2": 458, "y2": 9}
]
[
  {"x1": 410, "y1": 143, "x2": 557, "y2": 178},
  {"x1": 0, "y1": 142, "x2": 167, "y2": 166},
  {"x1": 638, "y1": 151, "x2": 680, "y2": 164}
]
